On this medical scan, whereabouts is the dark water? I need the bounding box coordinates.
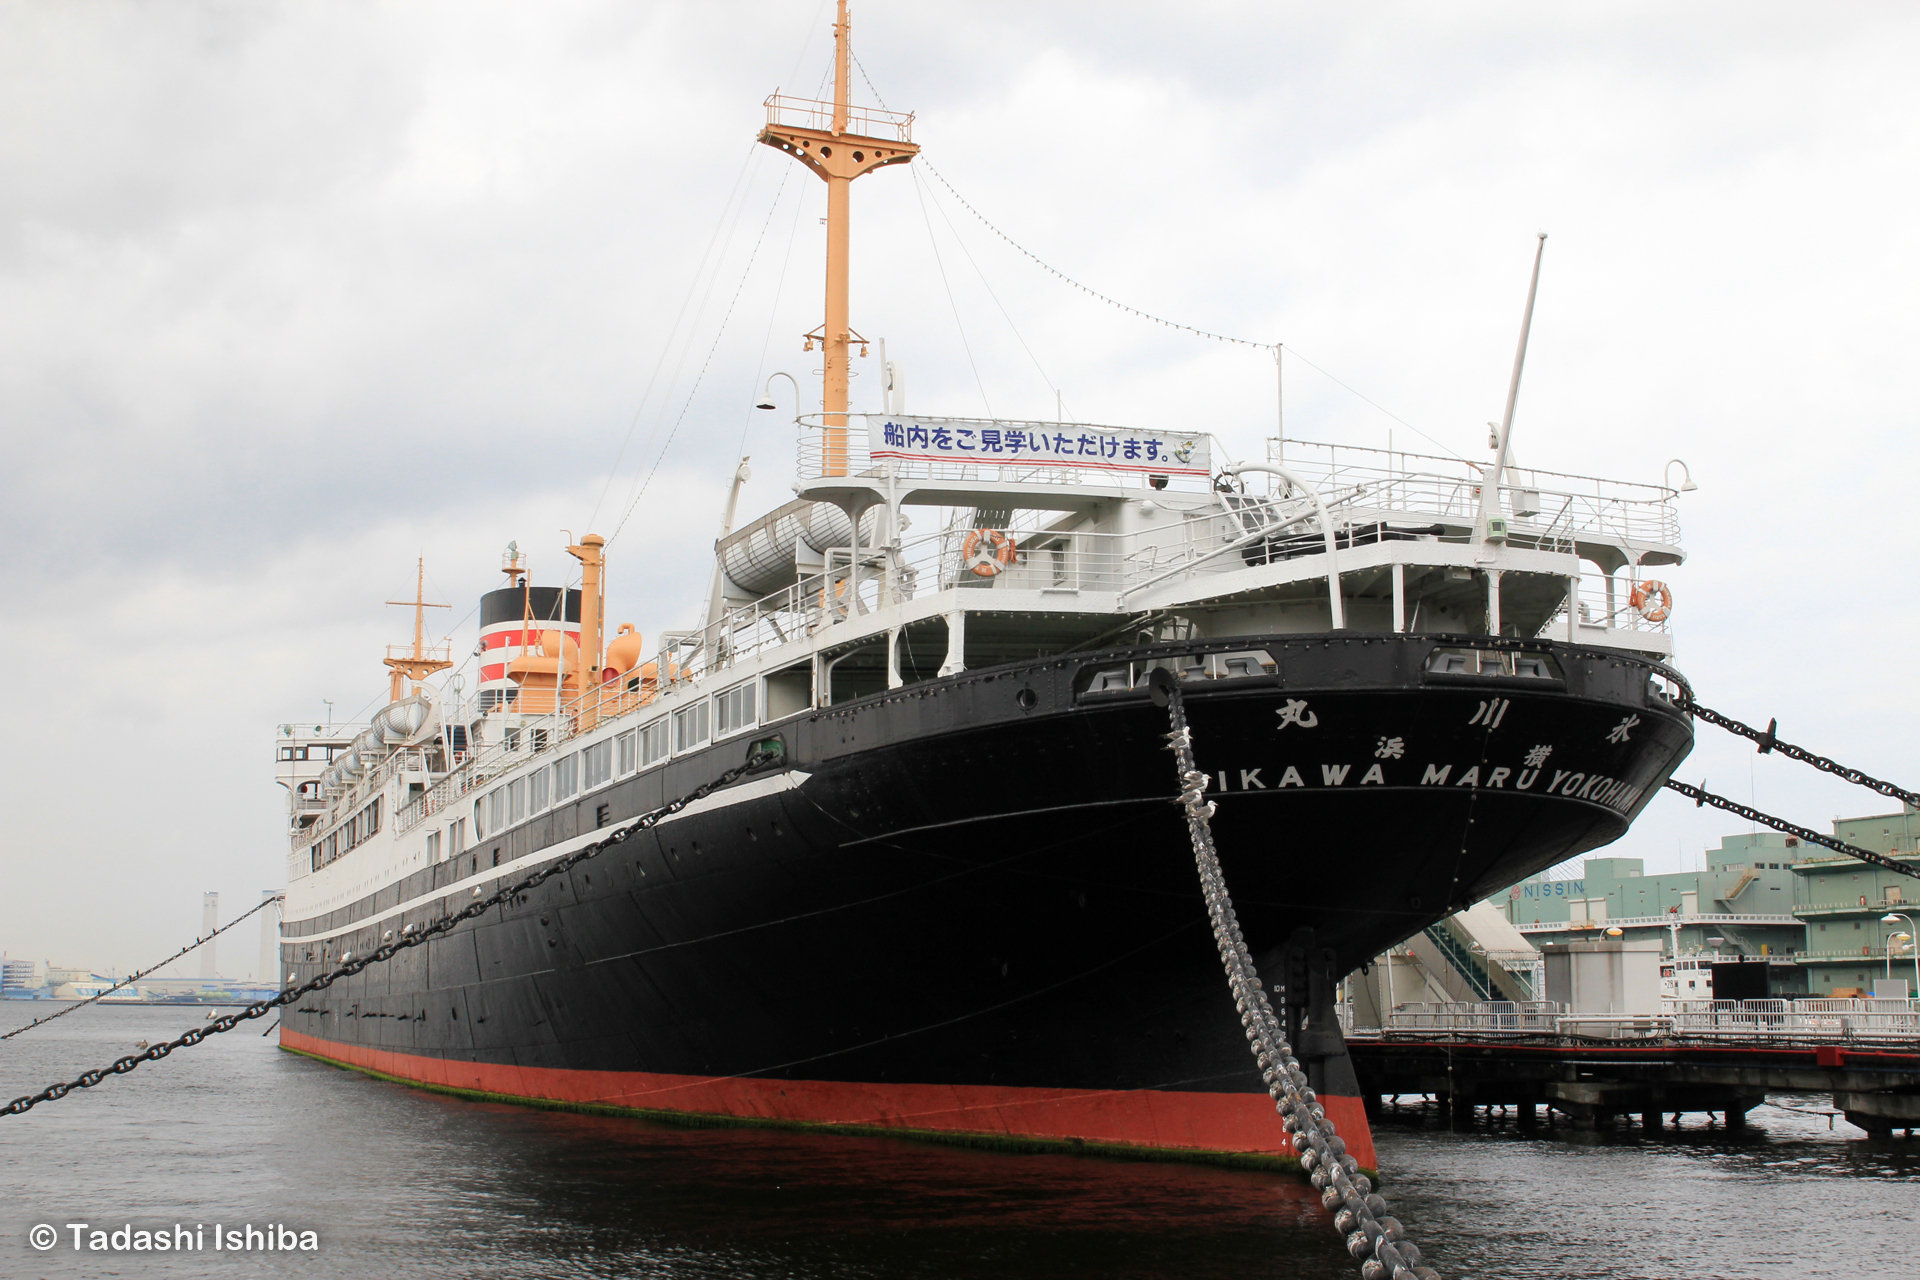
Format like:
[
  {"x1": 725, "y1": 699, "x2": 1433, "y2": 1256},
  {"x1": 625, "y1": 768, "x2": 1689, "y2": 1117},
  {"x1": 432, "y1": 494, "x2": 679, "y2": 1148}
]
[{"x1": 2, "y1": 1005, "x2": 1915, "y2": 1279}]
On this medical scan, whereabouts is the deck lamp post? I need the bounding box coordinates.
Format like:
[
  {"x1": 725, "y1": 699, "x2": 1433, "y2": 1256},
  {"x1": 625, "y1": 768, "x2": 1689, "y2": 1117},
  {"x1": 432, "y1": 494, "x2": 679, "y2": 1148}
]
[
  {"x1": 1664, "y1": 459, "x2": 1698, "y2": 493},
  {"x1": 1882, "y1": 913, "x2": 1918, "y2": 990},
  {"x1": 756, "y1": 370, "x2": 801, "y2": 414}
]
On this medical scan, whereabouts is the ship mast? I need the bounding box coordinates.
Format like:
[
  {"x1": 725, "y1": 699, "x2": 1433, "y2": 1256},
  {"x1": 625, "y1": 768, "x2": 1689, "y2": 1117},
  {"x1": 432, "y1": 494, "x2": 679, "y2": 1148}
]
[
  {"x1": 758, "y1": 0, "x2": 918, "y2": 476},
  {"x1": 383, "y1": 557, "x2": 452, "y2": 703}
]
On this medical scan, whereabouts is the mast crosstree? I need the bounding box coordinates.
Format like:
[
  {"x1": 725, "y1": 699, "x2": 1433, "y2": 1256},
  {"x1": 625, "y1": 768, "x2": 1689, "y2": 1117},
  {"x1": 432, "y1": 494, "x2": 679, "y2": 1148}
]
[
  {"x1": 383, "y1": 557, "x2": 451, "y2": 701},
  {"x1": 757, "y1": 0, "x2": 918, "y2": 477}
]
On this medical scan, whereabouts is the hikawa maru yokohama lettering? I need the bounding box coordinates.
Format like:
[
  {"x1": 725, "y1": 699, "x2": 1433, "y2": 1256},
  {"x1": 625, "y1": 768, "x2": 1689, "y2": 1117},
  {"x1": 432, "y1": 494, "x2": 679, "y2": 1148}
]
[{"x1": 1202, "y1": 755, "x2": 1647, "y2": 815}]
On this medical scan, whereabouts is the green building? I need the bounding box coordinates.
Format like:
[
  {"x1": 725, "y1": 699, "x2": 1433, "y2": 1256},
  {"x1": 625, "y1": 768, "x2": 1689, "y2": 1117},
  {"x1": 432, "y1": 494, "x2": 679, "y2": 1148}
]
[
  {"x1": 1792, "y1": 805, "x2": 1920, "y2": 996},
  {"x1": 1498, "y1": 835, "x2": 1803, "y2": 953}
]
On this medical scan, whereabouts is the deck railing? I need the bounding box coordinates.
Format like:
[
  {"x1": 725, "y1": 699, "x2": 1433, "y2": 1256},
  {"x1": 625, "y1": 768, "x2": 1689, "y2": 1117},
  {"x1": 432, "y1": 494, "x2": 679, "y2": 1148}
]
[
  {"x1": 764, "y1": 94, "x2": 914, "y2": 142},
  {"x1": 1270, "y1": 438, "x2": 1681, "y2": 548}
]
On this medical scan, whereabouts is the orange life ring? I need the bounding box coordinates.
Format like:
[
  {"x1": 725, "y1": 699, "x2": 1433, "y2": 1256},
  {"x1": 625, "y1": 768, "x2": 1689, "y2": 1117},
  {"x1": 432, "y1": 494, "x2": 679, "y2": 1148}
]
[
  {"x1": 817, "y1": 576, "x2": 853, "y2": 612},
  {"x1": 961, "y1": 528, "x2": 1017, "y2": 577},
  {"x1": 1630, "y1": 579, "x2": 1673, "y2": 622}
]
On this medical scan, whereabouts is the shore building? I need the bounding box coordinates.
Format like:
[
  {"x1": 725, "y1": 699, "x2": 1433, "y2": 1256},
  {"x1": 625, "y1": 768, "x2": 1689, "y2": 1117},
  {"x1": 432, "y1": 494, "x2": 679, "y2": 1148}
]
[
  {"x1": 1793, "y1": 804, "x2": 1919, "y2": 997},
  {"x1": 1494, "y1": 836, "x2": 1805, "y2": 997}
]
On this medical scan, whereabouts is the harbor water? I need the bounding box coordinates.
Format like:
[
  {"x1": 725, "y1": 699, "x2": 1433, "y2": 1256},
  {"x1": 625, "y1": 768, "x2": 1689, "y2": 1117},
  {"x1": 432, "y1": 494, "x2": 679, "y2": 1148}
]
[{"x1": 2, "y1": 1004, "x2": 1915, "y2": 1278}]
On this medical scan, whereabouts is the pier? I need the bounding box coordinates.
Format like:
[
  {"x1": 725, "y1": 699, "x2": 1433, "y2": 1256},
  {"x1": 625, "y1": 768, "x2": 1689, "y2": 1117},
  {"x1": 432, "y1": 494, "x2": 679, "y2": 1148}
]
[{"x1": 1346, "y1": 999, "x2": 1920, "y2": 1134}]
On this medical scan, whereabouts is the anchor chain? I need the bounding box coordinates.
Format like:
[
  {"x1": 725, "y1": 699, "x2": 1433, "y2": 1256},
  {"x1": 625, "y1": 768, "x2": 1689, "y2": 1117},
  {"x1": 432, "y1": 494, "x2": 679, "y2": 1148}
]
[
  {"x1": 1150, "y1": 671, "x2": 1439, "y2": 1280},
  {"x1": 2, "y1": 752, "x2": 772, "y2": 1118},
  {"x1": 1, "y1": 891, "x2": 284, "y2": 1042},
  {"x1": 1664, "y1": 780, "x2": 1920, "y2": 881},
  {"x1": 1679, "y1": 705, "x2": 1920, "y2": 810}
]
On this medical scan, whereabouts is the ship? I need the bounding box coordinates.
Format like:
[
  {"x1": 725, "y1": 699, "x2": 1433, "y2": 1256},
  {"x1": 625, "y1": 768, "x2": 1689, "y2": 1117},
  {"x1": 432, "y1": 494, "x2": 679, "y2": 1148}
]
[{"x1": 272, "y1": 3, "x2": 1694, "y2": 1172}]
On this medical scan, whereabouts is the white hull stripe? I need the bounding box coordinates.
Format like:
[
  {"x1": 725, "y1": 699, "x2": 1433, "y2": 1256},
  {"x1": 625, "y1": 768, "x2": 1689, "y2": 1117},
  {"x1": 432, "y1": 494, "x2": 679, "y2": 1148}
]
[{"x1": 283, "y1": 770, "x2": 812, "y2": 946}]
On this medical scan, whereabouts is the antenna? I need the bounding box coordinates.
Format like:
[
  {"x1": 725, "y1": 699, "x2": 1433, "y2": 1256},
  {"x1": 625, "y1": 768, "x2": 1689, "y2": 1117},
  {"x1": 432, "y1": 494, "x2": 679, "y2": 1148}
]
[{"x1": 1476, "y1": 233, "x2": 1547, "y2": 555}]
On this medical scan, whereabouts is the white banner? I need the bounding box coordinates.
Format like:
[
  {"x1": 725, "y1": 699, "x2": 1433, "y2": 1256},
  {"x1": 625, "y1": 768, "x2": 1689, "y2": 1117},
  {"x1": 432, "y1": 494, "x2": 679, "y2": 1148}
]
[{"x1": 867, "y1": 416, "x2": 1210, "y2": 477}]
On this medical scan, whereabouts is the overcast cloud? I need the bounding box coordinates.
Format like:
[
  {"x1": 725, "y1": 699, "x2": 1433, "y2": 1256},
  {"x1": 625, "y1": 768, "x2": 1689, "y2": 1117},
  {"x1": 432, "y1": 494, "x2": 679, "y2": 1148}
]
[{"x1": 3, "y1": 1, "x2": 1916, "y2": 977}]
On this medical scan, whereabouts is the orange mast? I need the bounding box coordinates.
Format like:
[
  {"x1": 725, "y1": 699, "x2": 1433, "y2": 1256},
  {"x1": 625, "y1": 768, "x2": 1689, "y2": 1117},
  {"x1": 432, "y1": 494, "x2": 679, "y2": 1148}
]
[
  {"x1": 383, "y1": 557, "x2": 452, "y2": 703},
  {"x1": 758, "y1": 0, "x2": 917, "y2": 476}
]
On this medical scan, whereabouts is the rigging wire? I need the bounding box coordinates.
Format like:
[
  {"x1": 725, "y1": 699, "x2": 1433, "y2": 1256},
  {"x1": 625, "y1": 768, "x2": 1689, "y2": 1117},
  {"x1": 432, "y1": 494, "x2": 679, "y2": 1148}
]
[
  {"x1": 910, "y1": 166, "x2": 995, "y2": 420},
  {"x1": 913, "y1": 161, "x2": 1071, "y2": 421},
  {"x1": 587, "y1": 140, "x2": 764, "y2": 532},
  {"x1": 736, "y1": 160, "x2": 815, "y2": 457},
  {"x1": 852, "y1": 52, "x2": 1463, "y2": 459},
  {"x1": 608, "y1": 160, "x2": 796, "y2": 547}
]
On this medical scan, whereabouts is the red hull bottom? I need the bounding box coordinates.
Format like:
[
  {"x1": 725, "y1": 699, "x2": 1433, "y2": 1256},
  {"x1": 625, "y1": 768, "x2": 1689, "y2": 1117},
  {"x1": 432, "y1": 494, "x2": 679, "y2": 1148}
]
[{"x1": 280, "y1": 1029, "x2": 1376, "y2": 1170}]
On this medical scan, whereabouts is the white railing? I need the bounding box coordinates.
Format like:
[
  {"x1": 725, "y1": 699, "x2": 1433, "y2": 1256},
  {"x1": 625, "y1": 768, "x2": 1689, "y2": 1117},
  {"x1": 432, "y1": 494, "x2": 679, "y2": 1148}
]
[
  {"x1": 394, "y1": 719, "x2": 579, "y2": 837},
  {"x1": 1668, "y1": 998, "x2": 1920, "y2": 1040},
  {"x1": 1519, "y1": 915, "x2": 1802, "y2": 933},
  {"x1": 764, "y1": 94, "x2": 914, "y2": 143},
  {"x1": 296, "y1": 747, "x2": 431, "y2": 849},
  {"x1": 1370, "y1": 998, "x2": 1920, "y2": 1041},
  {"x1": 1270, "y1": 438, "x2": 1682, "y2": 548},
  {"x1": 1385, "y1": 1001, "x2": 1562, "y2": 1032}
]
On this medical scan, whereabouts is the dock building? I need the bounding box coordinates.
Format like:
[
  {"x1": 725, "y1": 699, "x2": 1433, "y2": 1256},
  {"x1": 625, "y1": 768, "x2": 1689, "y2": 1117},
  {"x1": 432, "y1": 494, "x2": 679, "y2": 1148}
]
[
  {"x1": 1793, "y1": 804, "x2": 1919, "y2": 997},
  {"x1": 1495, "y1": 837, "x2": 1805, "y2": 995}
]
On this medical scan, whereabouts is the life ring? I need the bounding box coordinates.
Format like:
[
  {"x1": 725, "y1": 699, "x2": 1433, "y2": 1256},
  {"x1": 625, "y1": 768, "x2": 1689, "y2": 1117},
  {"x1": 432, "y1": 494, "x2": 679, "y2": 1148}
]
[
  {"x1": 961, "y1": 528, "x2": 1017, "y2": 577},
  {"x1": 1630, "y1": 579, "x2": 1673, "y2": 622},
  {"x1": 817, "y1": 576, "x2": 853, "y2": 613}
]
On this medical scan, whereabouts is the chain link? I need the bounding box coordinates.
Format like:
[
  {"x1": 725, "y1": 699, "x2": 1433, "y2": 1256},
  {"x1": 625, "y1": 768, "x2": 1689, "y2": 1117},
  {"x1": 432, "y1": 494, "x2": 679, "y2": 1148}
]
[
  {"x1": 1, "y1": 891, "x2": 285, "y2": 1042},
  {"x1": 1682, "y1": 706, "x2": 1920, "y2": 810},
  {"x1": 1399, "y1": 636, "x2": 1920, "y2": 878},
  {"x1": 1664, "y1": 780, "x2": 1920, "y2": 881},
  {"x1": 1153, "y1": 671, "x2": 1438, "y2": 1280},
  {"x1": 2, "y1": 754, "x2": 769, "y2": 1119}
]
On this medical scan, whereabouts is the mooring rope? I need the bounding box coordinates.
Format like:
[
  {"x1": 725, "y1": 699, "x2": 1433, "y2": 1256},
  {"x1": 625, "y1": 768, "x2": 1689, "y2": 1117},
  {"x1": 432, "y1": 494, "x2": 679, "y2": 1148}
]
[
  {"x1": 1151, "y1": 670, "x2": 1439, "y2": 1280},
  {"x1": 0, "y1": 892, "x2": 284, "y2": 1042}
]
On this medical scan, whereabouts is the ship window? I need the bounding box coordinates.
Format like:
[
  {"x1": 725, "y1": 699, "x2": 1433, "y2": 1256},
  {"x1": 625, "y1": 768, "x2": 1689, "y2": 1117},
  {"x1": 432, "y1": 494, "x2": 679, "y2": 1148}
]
[
  {"x1": 555, "y1": 753, "x2": 579, "y2": 800},
  {"x1": 639, "y1": 720, "x2": 669, "y2": 769},
  {"x1": 488, "y1": 788, "x2": 504, "y2": 833},
  {"x1": 715, "y1": 683, "x2": 756, "y2": 737},
  {"x1": 617, "y1": 730, "x2": 636, "y2": 775},
  {"x1": 532, "y1": 767, "x2": 549, "y2": 812},
  {"x1": 473, "y1": 797, "x2": 486, "y2": 840},
  {"x1": 584, "y1": 740, "x2": 612, "y2": 791},
  {"x1": 449, "y1": 818, "x2": 466, "y2": 856},
  {"x1": 508, "y1": 779, "x2": 524, "y2": 824},
  {"x1": 426, "y1": 831, "x2": 441, "y2": 861},
  {"x1": 673, "y1": 701, "x2": 710, "y2": 753}
]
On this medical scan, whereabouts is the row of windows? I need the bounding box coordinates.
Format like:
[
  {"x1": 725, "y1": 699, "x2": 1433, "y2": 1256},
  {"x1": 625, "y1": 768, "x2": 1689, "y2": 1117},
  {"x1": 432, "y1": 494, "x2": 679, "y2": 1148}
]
[
  {"x1": 278, "y1": 743, "x2": 347, "y2": 762},
  {"x1": 312, "y1": 797, "x2": 381, "y2": 872},
  {"x1": 472, "y1": 681, "x2": 758, "y2": 841},
  {"x1": 425, "y1": 819, "x2": 467, "y2": 864}
]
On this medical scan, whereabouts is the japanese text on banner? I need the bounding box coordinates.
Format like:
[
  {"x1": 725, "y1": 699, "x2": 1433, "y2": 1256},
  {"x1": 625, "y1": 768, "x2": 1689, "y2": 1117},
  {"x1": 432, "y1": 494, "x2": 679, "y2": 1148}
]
[{"x1": 867, "y1": 416, "x2": 1210, "y2": 476}]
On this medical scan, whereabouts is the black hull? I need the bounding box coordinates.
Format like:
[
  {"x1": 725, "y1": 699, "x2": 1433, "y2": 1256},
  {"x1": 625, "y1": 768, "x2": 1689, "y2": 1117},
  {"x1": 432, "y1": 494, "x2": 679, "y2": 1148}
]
[{"x1": 281, "y1": 633, "x2": 1691, "y2": 1154}]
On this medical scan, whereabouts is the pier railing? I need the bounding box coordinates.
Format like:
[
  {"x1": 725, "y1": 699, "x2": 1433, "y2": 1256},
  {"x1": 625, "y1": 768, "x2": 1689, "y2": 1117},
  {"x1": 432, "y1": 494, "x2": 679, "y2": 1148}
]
[{"x1": 1370, "y1": 997, "x2": 1920, "y2": 1042}]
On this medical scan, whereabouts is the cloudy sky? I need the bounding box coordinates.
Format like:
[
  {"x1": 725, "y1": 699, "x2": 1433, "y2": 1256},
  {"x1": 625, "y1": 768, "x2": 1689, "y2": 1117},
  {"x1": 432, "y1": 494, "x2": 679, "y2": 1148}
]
[{"x1": 3, "y1": 1, "x2": 1916, "y2": 977}]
